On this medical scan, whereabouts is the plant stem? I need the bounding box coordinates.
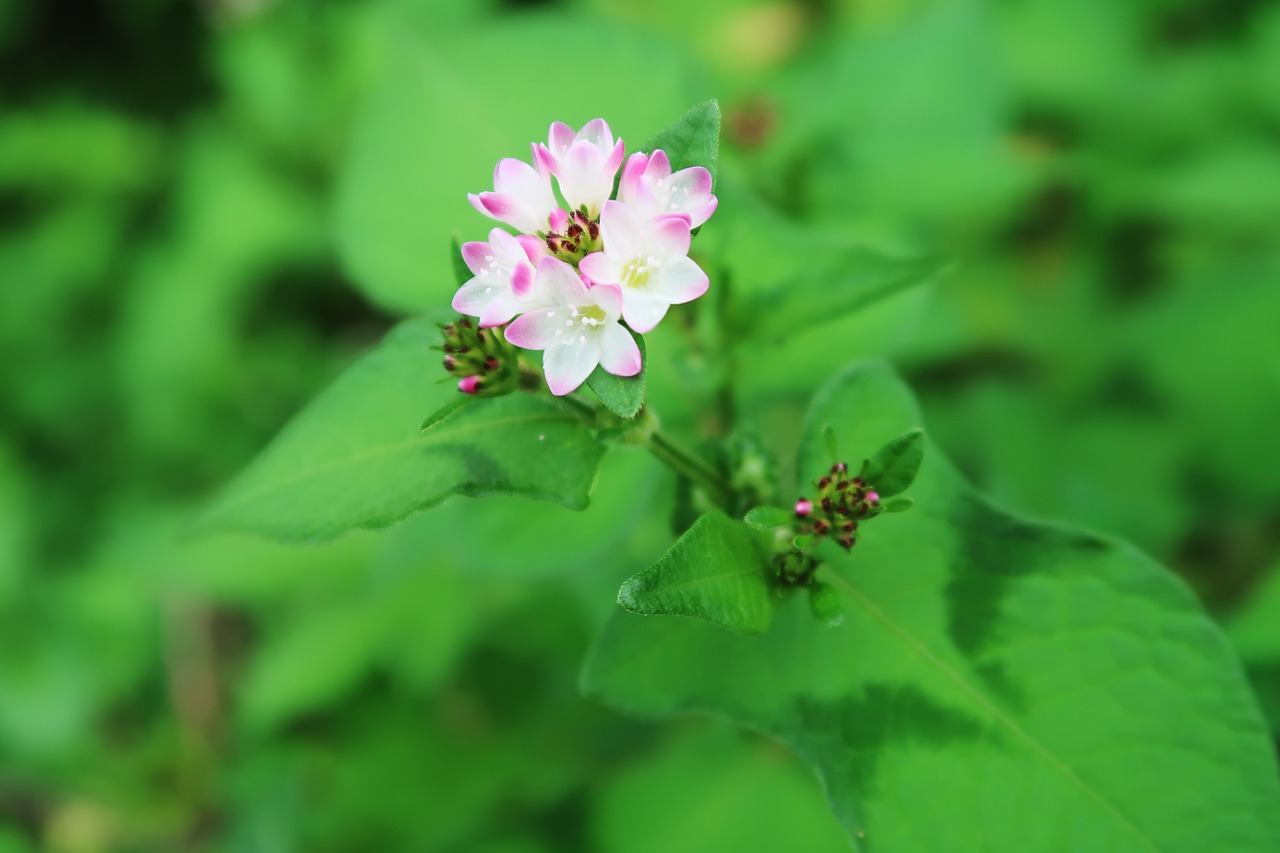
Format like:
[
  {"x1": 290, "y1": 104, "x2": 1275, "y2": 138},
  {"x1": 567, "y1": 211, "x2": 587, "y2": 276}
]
[{"x1": 646, "y1": 428, "x2": 731, "y2": 509}]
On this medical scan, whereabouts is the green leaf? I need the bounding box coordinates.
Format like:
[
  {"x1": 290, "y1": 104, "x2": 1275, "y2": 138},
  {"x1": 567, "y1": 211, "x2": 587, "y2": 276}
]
[
  {"x1": 879, "y1": 497, "x2": 914, "y2": 514},
  {"x1": 585, "y1": 330, "x2": 646, "y2": 418},
  {"x1": 198, "y1": 319, "x2": 604, "y2": 542},
  {"x1": 822, "y1": 425, "x2": 840, "y2": 466},
  {"x1": 616, "y1": 511, "x2": 776, "y2": 636},
  {"x1": 419, "y1": 396, "x2": 472, "y2": 433},
  {"x1": 808, "y1": 581, "x2": 844, "y2": 627},
  {"x1": 744, "y1": 506, "x2": 793, "y2": 531},
  {"x1": 741, "y1": 250, "x2": 947, "y2": 344},
  {"x1": 584, "y1": 362, "x2": 1280, "y2": 850},
  {"x1": 639, "y1": 99, "x2": 720, "y2": 185},
  {"x1": 861, "y1": 428, "x2": 925, "y2": 498},
  {"x1": 450, "y1": 236, "x2": 470, "y2": 287}
]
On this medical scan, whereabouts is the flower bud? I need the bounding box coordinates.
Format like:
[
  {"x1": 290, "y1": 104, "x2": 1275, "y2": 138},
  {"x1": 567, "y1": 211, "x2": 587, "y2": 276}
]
[
  {"x1": 794, "y1": 498, "x2": 813, "y2": 517},
  {"x1": 458, "y1": 376, "x2": 481, "y2": 394}
]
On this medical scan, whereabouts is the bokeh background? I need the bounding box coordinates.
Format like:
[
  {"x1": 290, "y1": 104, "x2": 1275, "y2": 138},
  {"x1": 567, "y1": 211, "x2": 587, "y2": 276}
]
[{"x1": 3, "y1": 0, "x2": 1279, "y2": 849}]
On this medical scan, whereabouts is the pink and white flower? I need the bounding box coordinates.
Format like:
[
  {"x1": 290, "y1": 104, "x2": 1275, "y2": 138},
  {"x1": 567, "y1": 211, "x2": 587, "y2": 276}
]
[
  {"x1": 534, "y1": 119, "x2": 625, "y2": 218},
  {"x1": 469, "y1": 156, "x2": 561, "y2": 235},
  {"x1": 618, "y1": 149, "x2": 717, "y2": 228},
  {"x1": 505, "y1": 257, "x2": 641, "y2": 396},
  {"x1": 452, "y1": 228, "x2": 547, "y2": 327},
  {"x1": 578, "y1": 200, "x2": 710, "y2": 333}
]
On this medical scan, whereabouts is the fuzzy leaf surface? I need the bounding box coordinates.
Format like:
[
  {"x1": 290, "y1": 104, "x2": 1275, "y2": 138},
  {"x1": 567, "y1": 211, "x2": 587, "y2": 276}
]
[
  {"x1": 199, "y1": 319, "x2": 604, "y2": 542},
  {"x1": 617, "y1": 511, "x2": 776, "y2": 636},
  {"x1": 584, "y1": 362, "x2": 1280, "y2": 851},
  {"x1": 639, "y1": 100, "x2": 721, "y2": 184}
]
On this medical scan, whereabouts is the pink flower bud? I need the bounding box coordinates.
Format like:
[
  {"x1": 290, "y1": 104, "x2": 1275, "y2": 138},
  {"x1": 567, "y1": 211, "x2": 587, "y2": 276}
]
[
  {"x1": 794, "y1": 498, "x2": 813, "y2": 517},
  {"x1": 458, "y1": 376, "x2": 482, "y2": 394},
  {"x1": 866, "y1": 491, "x2": 880, "y2": 504}
]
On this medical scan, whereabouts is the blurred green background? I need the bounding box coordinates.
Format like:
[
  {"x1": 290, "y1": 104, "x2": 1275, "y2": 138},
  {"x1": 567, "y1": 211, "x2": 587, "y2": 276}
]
[{"x1": 3, "y1": 0, "x2": 1279, "y2": 849}]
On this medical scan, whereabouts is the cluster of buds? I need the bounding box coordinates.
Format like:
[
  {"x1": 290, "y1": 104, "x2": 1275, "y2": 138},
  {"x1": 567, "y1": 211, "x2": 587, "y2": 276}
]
[
  {"x1": 793, "y1": 462, "x2": 882, "y2": 551},
  {"x1": 544, "y1": 208, "x2": 602, "y2": 264},
  {"x1": 437, "y1": 317, "x2": 521, "y2": 396}
]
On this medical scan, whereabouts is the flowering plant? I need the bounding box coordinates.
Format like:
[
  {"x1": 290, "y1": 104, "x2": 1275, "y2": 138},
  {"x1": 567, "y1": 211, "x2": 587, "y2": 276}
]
[{"x1": 200, "y1": 101, "x2": 1280, "y2": 850}]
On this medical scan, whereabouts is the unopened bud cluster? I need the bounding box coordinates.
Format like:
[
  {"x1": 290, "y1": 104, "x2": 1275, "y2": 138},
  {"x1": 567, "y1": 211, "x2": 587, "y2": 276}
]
[
  {"x1": 437, "y1": 317, "x2": 521, "y2": 396},
  {"x1": 794, "y1": 462, "x2": 882, "y2": 552},
  {"x1": 545, "y1": 208, "x2": 603, "y2": 264}
]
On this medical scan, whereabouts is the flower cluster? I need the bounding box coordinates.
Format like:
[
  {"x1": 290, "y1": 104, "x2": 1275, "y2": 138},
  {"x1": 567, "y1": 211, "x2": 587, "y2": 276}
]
[
  {"x1": 452, "y1": 119, "x2": 717, "y2": 396},
  {"x1": 794, "y1": 463, "x2": 882, "y2": 552}
]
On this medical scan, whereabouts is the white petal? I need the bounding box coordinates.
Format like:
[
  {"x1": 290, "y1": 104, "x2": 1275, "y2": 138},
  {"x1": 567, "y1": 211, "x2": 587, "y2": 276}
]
[
  {"x1": 599, "y1": 200, "x2": 645, "y2": 261},
  {"x1": 621, "y1": 289, "x2": 671, "y2": 334},
  {"x1": 544, "y1": 338, "x2": 601, "y2": 396},
  {"x1": 598, "y1": 324, "x2": 642, "y2": 376},
  {"x1": 649, "y1": 255, "x2": 709, "y2": 305}
]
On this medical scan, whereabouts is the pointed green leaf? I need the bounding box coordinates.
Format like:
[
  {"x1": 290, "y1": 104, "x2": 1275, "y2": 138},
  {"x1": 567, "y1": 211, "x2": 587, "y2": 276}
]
[
  {"x1": 862, "y1": 428, "x2": 925, "y2": 498},
  {"x1": 823, "y1": 425, "x2": 840, "y2": 466},
  {"x1": 617, "y1": 511, "x2": 776, "y2": 636},
  {"x1": 419, "y1": 396, "x2": 472, "y2": 433},
  {"x1": 744, "y1": 506, "x2": 793, "y2": 531},
  {"x1": 198, "y1": 319, "x2": 604, "y2": 542},
  {"x1": 586, "y1": 330, "x2": 646, "y2": 418},
  {"x1": 879, "y1": 497, "x2": 914, "y2": 514},
  {"x1": 584, "y1": 362, "x2": 1280, "y2": 850},
  {"x1": 450, "y1": 236, "x2": 470, "y2": 287},
  {"x1": 639, "y1": 100, "x2": 720, "y2": 184},
  {"x1": 742, "y1": 251, "x2": 947, "y2": 344}
]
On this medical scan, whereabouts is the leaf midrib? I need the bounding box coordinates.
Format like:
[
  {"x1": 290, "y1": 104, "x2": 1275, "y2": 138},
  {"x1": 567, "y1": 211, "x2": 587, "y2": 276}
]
[
  {"x1": 828, "y1": 572, "x2": 1160, "y2": 852},
  {"x1": 208, "y1": 411, "x2": 577, "y2": 519}
]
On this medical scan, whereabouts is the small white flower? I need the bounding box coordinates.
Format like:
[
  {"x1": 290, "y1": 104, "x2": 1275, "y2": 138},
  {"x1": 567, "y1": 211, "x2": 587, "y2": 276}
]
[
  {"x1": 579, "y1": 200, "x2": 709, "y2": 333},
  {"x1": 451, "y1": 228, "x2": 547, "y2": 327},
  {"x1": 534, "y1": 119, "x2": 625, "y2": 218},
  {"x1": 618, "y1": 149, "x2": 718, "y2": 228},
  {"x1": 505, "y1": 257, "x2": 641, "y2": 396}
]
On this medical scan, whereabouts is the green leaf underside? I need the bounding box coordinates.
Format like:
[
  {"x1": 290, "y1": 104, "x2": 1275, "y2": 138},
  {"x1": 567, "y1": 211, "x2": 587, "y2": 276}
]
[
  {"x1": 743, "y1": 251, "x2": 947, "y2": 344},
  {"x1": 639, "y1": 100, "x2": 721, "y2": 185},
  {"x1": 584, "y1": 362, "x2": 1280, "y2": 851},
  {"x1": 862, "y1": 428, "x2": 925, "y2": 498},
  {"x1": 586, "y1": 330, "x2": 646, "y2": 418},
  {"x1": 744, "y1": 506, "x2": 793, "y2": 531},
  {"x1": 199, "y1": 319, "x2": 604, "y2": 542},
  {"x1": 617, "y1": 512, "x2": 776, "y2": 636}
]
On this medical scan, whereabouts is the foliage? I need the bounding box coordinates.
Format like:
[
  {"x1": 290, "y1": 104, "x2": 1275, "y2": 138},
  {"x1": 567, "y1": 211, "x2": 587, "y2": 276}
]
[{"x1": 4, "y1": 0, "x2": 1280, "y2": 850}]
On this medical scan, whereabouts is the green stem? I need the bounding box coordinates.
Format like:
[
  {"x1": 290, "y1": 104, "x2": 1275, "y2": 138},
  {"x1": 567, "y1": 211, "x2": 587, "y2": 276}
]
[{"x1": 646, "y1": 429, "x2": 731, "y2": 509}]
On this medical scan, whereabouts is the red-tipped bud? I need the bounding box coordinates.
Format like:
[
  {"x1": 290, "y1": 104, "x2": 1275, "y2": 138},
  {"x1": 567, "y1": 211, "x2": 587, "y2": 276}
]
[
  {"x1": 820, "y1": 496, "x2": 833, "y2": 512},
  {"x1": 794, "y1": 498, "x2": 813, "y2": 517},
  {"x1": 838, "y1": 535, "x2": 854, "y2": 550},
  {"x1": 817, "y1": 476, "x2": 831, "y2": 489},
  {"x1": 831, "y1": 462, "x2": 847, "y2": 474},
  {"x1": 484, "y1": 356, "x2": 500, "y2": 372},
  {"x1": 836, "y1": 480, "x2": 849, "y2": 491},
  {"x1": 841, "y1": 521, "x2": 855, "y2": 532},
  {"x1": 458, "y1": 376, "x2": 482, "y2": 394},
  {"x1": 443, "y1": 355, "x2": 457, "y2": 371},
  {"x1": 814, "y1": 519, "x2": 830, "y2": 535}
]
